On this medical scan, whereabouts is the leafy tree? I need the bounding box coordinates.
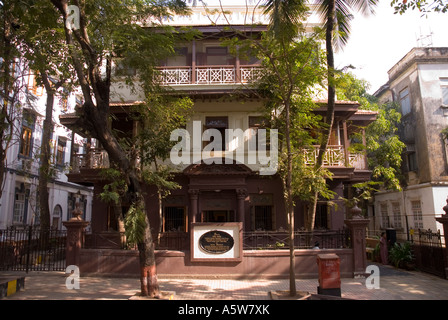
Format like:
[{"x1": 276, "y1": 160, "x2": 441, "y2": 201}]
[
  {"x1": 198, "y1": 0, "x2": 329, "y2": 296},
  {"x1": 49, "y1": 0, "x2": 191, "y2": 297},
  {"x1": 0, "y1": 1, "x2": 25, "y2": 202},
  {"x1": 255, "y1": 32, "x2": 328, "y2": 297},
  {"x1": 391, "y1": 0, "x2": 448, "y2": 14},
  {"x1": 336, "y1": 72, "x2": 406, "y2": 198},
  {"x1": 9, "y1": 1, "x2": 74, "y2": 233},
  {"x1": 225, "y1": 8, "x2": 327, "y2": 297},
  {"x1": 313, "y1": 0, "x2": 378, "y2": 217}
]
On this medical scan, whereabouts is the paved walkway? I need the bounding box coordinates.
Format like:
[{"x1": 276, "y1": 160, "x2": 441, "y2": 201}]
[{"x1": 2, "y1": 263, "x2": 448, "y2": 301}]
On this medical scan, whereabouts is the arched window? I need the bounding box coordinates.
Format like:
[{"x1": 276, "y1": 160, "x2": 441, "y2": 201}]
[{"x1": 52, "y1": 205, "x2": 63, "y2": 229}]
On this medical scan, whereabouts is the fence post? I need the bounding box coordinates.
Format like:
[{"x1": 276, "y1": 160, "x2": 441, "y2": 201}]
[
  {"x1": 344, "y1": 204, "x2": 369, "y2": 278},
  {"x1": 63, "y1": 202, "x2": 89, "y2": 271},
  {"x1": 25, "y1": 226, "x2": 33, "y2": 273},
  {"x1": 435, "y1": 197, "x2": 448, "y2": 278}
]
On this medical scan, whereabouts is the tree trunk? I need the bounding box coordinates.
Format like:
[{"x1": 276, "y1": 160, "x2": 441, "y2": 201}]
[
  {"x1": 0, "y1": 8, "x2": 14, "y2": 202},
  {"x1": 38, "y1": 72, "x2": 55, "y2": 234},
  {"x1": 307, "y1": 0, "x2": 336, "y2": 233},
  {"x1": 50, "y1": 0, "x2": 160, "y2": 298},
  {"x1": 92, "y1": 111, "x2": 159, "y2": 297},
  {"x1": 285, "y1": 100, "x2": 296, "y2": 297},
  {"x1": 305, "y1": 192, "x2": 318, "y2": 232},
  {"x1": 138, "y1": 199, "x2": 160, "y2": 297}
]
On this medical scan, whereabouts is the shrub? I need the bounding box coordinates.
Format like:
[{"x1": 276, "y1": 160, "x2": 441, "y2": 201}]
[{"x1": 389, "y1": 242, "x2": 414, "y2": 268}]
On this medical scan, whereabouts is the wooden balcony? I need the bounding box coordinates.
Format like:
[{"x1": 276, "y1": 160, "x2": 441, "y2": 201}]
[
  {"x1": 71, "y1": 149, "x2": 109, "y2": 173},
  {"x1": 68, "y1": 146, "x2": 368, "y2": 183},
  {"x1": 155, "y1": 65, "x2": 262, "y2": 86},
  {"x1": 304, "y1": 145, "x2": 367, "y2": 170}
]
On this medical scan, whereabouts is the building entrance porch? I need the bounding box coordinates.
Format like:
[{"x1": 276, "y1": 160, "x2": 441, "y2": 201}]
[
  {"x1": 189, "y1": 188, "x2": 246, "y2": 223},
  {"x1": 202, "y1": 210, "x2": 235, "y2": 223}
]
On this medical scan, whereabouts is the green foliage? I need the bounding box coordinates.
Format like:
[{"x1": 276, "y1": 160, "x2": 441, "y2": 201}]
[
  {"x1": 135, "y1": 95, "x2": 193, "y2": 164},
  {"x1": 441, "y1": 126, "x2": 448, "y2": 142},
  {"x1": 315, "y1": 0, "x2": 379, "y2": 51},
  {"x1": 124, "y1": 202, "x2": 146, "y2": 246},
  {"x1": 391, "y1": 0, "x2": 448, "y2": 14},
  {"x1": 337, "y1": 72, "x2": 406, "y2": 191},
  {"x1": 254, "y1": 28, "x2": 332, "y2": 203},
  {"x1": 389, "y1": 242, "x2": 414, "y2": 268},
  {"x1": 262, "y1": 0, "x2": 310, "y2": 43},
  {"x1": 366, "y1": 102, "x2": 406, "y2": 191},
  {"x1": 99, "y1": 168, "x2": 128, "y2": 205}
]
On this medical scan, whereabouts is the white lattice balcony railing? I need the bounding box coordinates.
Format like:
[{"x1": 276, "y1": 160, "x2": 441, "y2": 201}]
[
  {"x1": 304, "y1": 145, "x2": 367, "y2": 169},
  {"x1": 240, "y1": 66, "x2": 263, "y2": 83},
  {"x1": 155, "y1": 65, "x2": 262, "y2": 85},
  {"x1": 196, "y1": 66, "x2": 235, "y2": 84},
  {"x1": 69, "y1": 146, "x2": 367, "y2": 173},
  {"x1": 71, "y1": 149, "x2": 110, "y2": 173},
  {"x1": 71, "y1": 149, "x2": 143, "y2": 173},
  {"x1": 155, "y1": 67, "x2": 192, "y2": 85},
  {"x1": 349, "y1": 152, "x2": 368, "y2": 170}
]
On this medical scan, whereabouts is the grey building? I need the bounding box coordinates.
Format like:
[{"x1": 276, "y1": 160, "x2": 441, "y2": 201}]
[{"x1": 373, "y1": 47, "x2": 448, "y2": 239}]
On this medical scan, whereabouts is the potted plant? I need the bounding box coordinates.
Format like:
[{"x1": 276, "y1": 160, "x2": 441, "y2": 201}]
[{"x1": 389, "y1": 242, "x2": 415, "y2": 270}]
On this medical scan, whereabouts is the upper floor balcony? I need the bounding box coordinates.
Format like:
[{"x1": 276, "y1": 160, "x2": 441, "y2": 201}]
[
  {"x1": 113, "y1": 38, "x2": 264, "y2": 92},
  {"x1": 69, "y1": 144, "x2": 369, "y2": 185},
  {"x1": 155, "y1": 65, "x2": 262, "y2": 86}
]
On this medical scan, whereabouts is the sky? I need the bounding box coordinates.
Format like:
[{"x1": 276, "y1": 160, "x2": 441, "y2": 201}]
[{"x1": 334, "y1": 1, "x2": 448, "y2": 94}]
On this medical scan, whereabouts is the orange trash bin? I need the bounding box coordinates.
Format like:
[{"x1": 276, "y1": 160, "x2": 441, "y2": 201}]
[{"x1": 317, "y1": 253, "x2": 341, "y2": 297}]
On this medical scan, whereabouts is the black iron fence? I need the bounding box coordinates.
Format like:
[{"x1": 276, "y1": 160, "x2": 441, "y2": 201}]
[
  {"x1": 0, "y1": 226, "x2": 67, "y2": 272},
  {"x1": 367, "y1": 228, "x2": 447, "y2": 278},
  {"x1": 411, "y1": 229, "x2": 447, "y2": 278},
  {"x1": 243, "y1": 229, "x2": 351, "y2": 250}
]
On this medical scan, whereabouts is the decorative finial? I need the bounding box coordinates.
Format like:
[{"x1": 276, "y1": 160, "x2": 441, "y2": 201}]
[
  {"x1": 71, "y1": 201, "x2": 83, "y2": 221},
  {"x1": 443, "y1": 196, "x2": 448, "y2": 215},
  {"x1": 350, "y1": 201, "x2": 363, "y2": 219}
]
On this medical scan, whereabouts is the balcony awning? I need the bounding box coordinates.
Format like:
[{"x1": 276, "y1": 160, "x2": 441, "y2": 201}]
[
  {"x1": 59, "y1": 101, "x2": 144, "y2": 137},
  {"x1": 347, "y1": 109, "x2": 378, "y2": 133},
  {"x1": 314, "y1": 100, "x2": 360, "y2": 120}
]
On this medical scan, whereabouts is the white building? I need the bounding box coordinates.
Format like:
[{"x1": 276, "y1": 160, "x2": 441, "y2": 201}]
[
  {"x1": 0, "y1": 63, "x2": 93, "y2": 230},
  {"x1": 373, "y1": 47, "x2": 448, "y2": 239}
]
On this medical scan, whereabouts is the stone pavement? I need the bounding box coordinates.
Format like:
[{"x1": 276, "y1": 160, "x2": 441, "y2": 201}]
[{"x1": 1, "y1": 263, "x2": 448, "y2": 301}]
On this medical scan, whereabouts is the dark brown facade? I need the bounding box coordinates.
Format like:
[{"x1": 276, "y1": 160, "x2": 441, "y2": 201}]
[
  {"x1": 62, "y1": 103, "x2": 376, "y2": 250},
  {"x1": 59, "y1": 21, "x2": 377, "y2": 278}
]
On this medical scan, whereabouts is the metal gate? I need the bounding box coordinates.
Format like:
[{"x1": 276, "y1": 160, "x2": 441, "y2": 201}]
[
  {"x1": 412, "y1": 229, "x2": 447, "y2": 278},
  {"x1": 0, "y1": 226, "x2": 67, "y2": 272}
]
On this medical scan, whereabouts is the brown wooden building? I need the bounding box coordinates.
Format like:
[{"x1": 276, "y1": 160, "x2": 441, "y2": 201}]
[{"x1": 59, "y1": 5, "x2": 377, "y2": 278}]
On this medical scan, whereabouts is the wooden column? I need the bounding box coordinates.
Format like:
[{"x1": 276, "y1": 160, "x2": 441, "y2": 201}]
[
  {"x1": 342, "y1": 120, "x2": 350, "y2": 166},
  {"x1": 191, "y1": 40, "x2": 196, "y2": 84},
  {"x1": 236, "y1": 188, "x2": 247, "y2": 227},
  {"x1": 362, "y1": 128, "x2": 368, "y2": 169},
  {"x1": 235, "y1": 48, "x2": 241, "y2": 83},
  {"x1": 188, "y1": 189, "x2": 199, "y2": 223}
]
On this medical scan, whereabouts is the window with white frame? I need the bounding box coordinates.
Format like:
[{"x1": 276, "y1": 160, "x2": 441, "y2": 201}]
[
  {"x1": 399, "y1": 87, "x2": 411, "y2": 115},
  {"x1": 411, "y1": 200, "x2": 424, "y2": 229},
  {"x1": 55, "y1": 138, "x2": 66, "y2": 167},
  {"x1": 13, "y1": 192, "x2": 26, "y2": 224},
  {"x1": 19, "y1": 110, "x2": 35, "y2": 158},
  {"x1": 392, "y1": 201, "x2": 402, "y2": 229},
  {"x1": 52, "y1": 205, "x2": 63, "y2": 229},
  {"x1": 441, "y1": 78, "x2": 448, "y2": 106}
]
